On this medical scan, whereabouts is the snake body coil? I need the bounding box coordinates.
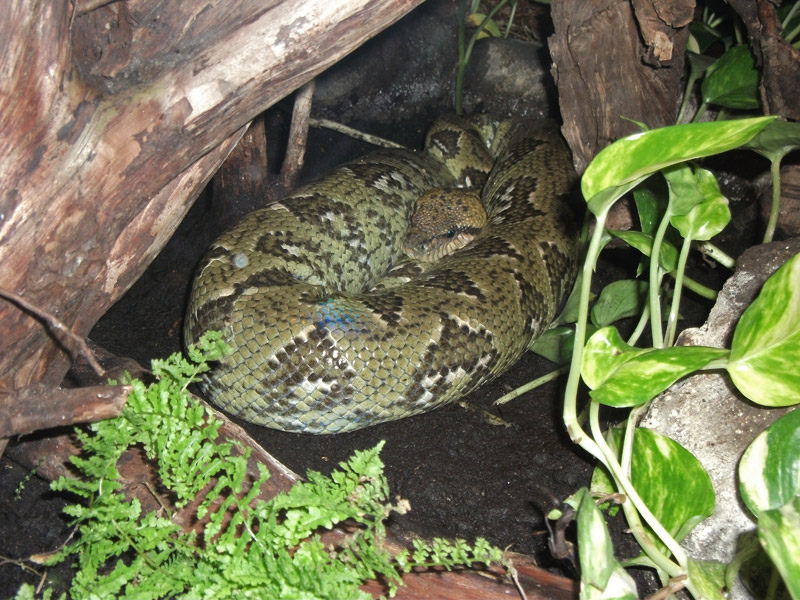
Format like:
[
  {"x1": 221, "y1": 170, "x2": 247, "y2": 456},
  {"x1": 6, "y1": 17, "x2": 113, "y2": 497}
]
[{"x1": 185, "y1": 116, "x2": 578, "y2": 434}]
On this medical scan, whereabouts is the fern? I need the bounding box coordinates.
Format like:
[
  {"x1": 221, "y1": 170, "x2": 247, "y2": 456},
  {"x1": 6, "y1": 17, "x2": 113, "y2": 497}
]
[{"x1": 44, "y1": 331, "x2": 503, "y2": 599}]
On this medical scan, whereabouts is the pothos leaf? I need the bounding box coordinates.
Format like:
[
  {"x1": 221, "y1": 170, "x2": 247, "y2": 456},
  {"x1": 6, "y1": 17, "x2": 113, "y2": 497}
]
[
  {"x1": 739, "y1": 408, "x2": 800, "y2": 518},
  {"x1": 582, "y1": 117, "x2": 775, "y2": 214},
  {"x1": 728, "y1": 253, "x2": 800, "y2": 407},
  {"x1": 575, "y1": 488, "x2": 638, "y2": 600},
  {"x1": 670, "y1": 169, "x2": 731, "y2": 241},
  {"x1": 701, "y1": 45, "x2": 760, "y2": 110},
  {"x1": 757, "y1": 495, "x2": 800, "y2": 600},
  {"x1": 609, "y1": 428, "x2": 715, "y2": 550},
  {"x1": 582, "y1": 326, "x2": 728, "y2": 407}
]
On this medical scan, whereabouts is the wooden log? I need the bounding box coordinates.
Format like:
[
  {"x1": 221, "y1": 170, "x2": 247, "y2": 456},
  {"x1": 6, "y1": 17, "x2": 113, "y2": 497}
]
[
  {"x1": 0, "y1": 384, "x2": 130, "y2": 437},
  {"x1": 728, "y1": 0, "x2": 800, "y2": 121},
  {"x1": 549, "y1": 0, "x2": 690, "y2": 173},
  {"x1": 0, "y1": 0, "x2": 424, "y2": 437}
]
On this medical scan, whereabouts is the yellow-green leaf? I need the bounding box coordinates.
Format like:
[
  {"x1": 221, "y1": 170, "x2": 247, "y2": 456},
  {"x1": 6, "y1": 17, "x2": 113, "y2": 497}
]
[{"x1": 728, "y1": 253, "x2": 800, "y2": 407}]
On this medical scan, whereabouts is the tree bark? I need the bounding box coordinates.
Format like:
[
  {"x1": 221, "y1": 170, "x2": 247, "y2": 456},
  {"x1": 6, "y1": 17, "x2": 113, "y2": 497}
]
[
  {"x1": 0, "y1": 0, "x2": 424, "y2": 432},
  {"x1": 549, "y1": 0, "x2": 691, "y2": 173},
  {"x1": 728, "y1": 0, "x2": 800, "y2": 121}
]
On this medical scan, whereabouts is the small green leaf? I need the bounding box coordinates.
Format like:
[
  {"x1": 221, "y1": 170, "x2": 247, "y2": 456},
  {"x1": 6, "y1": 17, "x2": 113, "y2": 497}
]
[
  {"x1": 687, "y1": 558, "x2": 728, "y2": 600},
  {"x1": 590, "y1": 465, "x2": 617, "y2": 500},
  {"x1": 576, "y1": 488, "x2": 638, "y2": 600},
  {"x1": 739, "y1": 408, "x2": 800, "y2": 518},
  {"x1": 466, "y1": 12, "x2": 501, "y2": 37},
  {"x1": 583, "y1": 327, "x2": 728, "y2": 406},
  {"x1": 701, "y1": 45, "x2": 760, "y2": 110},
  {"x1": 670, "y1": 176, "x2": 731, "y2": 241},
  {"x1": 758, "y1": 495, "x2": 800, "y2": 600},
  {"x1": 591, "y1": 280, "x2": 648, "y2": 327},
  {"x1": 728, "y1": 253, "x2": 800, "y2": 407},
  {"x1": 743, "y1": 119, "x2": 800, "y2": 163},
  {"x1": 687, "y1": 24, "x2": 724, "y2": 55},
  {"x1": 633, "y1": 182, "x2": 667, "y2": 236},
  {"x1": 582, "y1": 117, "x2": 775, "y2": 210},
  {"x1": 581, "y1": 326, "x2": 649, "y2": 390},
  {"x1": 610, "y1": 230, "x2": 679, "y2": 272},
  {"x1": 530, "y1": 325, "x2": 582, "y2": 364},
  {"x1": 663, "y1": 163, "x2": 708, "y2": 217}
]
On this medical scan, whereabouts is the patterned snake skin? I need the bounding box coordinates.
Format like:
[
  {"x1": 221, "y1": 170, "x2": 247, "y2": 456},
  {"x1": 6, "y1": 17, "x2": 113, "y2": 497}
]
[{"x1": 185, "y1": 115, "x2": 578, "y2": 433}]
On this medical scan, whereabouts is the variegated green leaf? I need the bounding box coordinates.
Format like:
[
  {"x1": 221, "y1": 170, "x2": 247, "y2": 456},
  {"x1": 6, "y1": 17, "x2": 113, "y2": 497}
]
[
  {"x1": 701, "y1": 45, "x2": 760, "y2": 110},
  {"x1": 739, "y1": 408, "x2": 800, "y2": 517},
  {"x1": 728, "y1": 253, "x2": 800, "y2": 407},
  {"x1": 671, "y1": 192, "x2": 730, "y2": 242},
  {"x1": 591, "y1": 280, "x2": 648, "y2": 327},
  {"x1": 629, "y1": 429, "x2": 715, "y2": 546},
  {"x1": 582, "y1": 117, "x2": 775, "y2": 211},
  {"x1": 607, "y1": 428, "x2": 715, "y2": 554},
  {"x1": 662, "y1": 163, "x2": 707, "y2": 217},
  {"x1": 609, "y1": 230, "x2": 678, "y2": 272},
  {"x1": 687, "y1": 558, "x2": 728, "y2": 600},
  {"x1": 581, "y1": 327, "x2": 649, "y2": 390},
  {"x1": 664, "y1": 165, "x2": 730, "y2": 241},
  {"x1": 584, "y1": 327, "x2": 728, "y2": 406},
  {"x1": 758, "y1": 495, "x2": 800, "y2": 600},
  {"x1": 590, "y1": 465, "x2": 617, "y2": 499},
  {"x1": 576, "y1": 488, "x2": 638, "y2": 600}
]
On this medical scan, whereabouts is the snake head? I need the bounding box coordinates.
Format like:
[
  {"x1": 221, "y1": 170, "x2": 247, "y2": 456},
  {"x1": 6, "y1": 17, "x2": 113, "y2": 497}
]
[{"x1": 402, "y1": 188, "x2": 488, "y2": 262}]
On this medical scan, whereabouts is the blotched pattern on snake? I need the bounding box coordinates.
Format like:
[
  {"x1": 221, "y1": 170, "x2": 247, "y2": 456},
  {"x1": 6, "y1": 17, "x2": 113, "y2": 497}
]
[{"x1": 185, "y1": 115, "x2": 579, "y2": 434}]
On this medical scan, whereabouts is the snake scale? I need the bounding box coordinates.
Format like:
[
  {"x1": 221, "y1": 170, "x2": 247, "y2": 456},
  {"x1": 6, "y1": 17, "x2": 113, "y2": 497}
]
[{"x1": 185, "y1": 115, "x2": 578, "y2": 434}]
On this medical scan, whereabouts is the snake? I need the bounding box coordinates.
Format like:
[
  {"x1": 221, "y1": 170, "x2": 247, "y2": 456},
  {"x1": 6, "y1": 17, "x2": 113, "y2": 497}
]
[{"x1": 185, "y1": 115, "x2": 578, "y2": 434}]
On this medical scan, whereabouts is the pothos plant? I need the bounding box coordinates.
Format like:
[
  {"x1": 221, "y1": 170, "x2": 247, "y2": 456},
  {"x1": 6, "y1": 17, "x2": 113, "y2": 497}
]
[
  {"x1": 490, "y1": 2, "x2": 800, "y2": 596},
  {"x1": 506, "y1": 31, "x2": 800, "y2": 600},
  {"x1": 558, "y1": 116, "x2": 800, "y2": 600}
]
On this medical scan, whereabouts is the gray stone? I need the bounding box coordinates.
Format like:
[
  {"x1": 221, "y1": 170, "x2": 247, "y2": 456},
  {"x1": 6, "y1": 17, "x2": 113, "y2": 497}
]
[{"x1": 641, "y1": 239, "x2": 800, "y2": 599}]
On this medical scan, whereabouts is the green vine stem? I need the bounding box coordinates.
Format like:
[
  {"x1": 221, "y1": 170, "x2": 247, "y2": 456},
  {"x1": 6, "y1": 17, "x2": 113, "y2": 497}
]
[
  {"x1": 699, "y1": 241, "x2": 736, "y2": 269},
  {"x1": 648, "y1": 206, "x2": 673, "y2": 349},
  {"x1": 665, "y1": 234, "x2": 694, "y2": 347},
  {"x1": 455, "y1": 0, "x2": 509, "y2": 114},
  {"x1": 763, "y1": 155, "x2": 782, "y2": 243},
  {"x1": 494, "y1": 365, "x2": 569, "y2": 405}
]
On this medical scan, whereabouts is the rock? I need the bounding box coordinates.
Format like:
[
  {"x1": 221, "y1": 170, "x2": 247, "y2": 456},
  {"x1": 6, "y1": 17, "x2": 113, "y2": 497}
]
[
  {"x1": 312, "y1": 3, "x2": 556, "y2": 129},
  {"x1": 640, "y1": 238, "x2": 800, "y2": 599},
  {"x1": 461, "y1": 38, "x2": 556, "y2": 118}
]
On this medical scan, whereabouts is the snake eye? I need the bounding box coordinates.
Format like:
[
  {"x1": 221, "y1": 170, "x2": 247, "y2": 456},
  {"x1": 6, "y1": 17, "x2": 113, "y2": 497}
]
[{"x1": 446, "y1": 230, "x2": 456, "y2": 239}]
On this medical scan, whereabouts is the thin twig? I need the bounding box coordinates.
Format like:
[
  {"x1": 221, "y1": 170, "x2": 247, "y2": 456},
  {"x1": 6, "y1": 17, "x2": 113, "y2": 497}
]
[
  {"x1": 279, "y1": 80, "x2": 316, "y2": 189},
  {"x1": 644, "y1": 575, "x2": 686, "y2": 600},
  {"x1": 502, "y1": 549, "x2": 529, "y2": 600},
  {"x1": 0, "y1": 287, "x2": 106, "y2": 377},
  {"x1": 309, "y1": 118, "x2": 405, "y2": 149}
]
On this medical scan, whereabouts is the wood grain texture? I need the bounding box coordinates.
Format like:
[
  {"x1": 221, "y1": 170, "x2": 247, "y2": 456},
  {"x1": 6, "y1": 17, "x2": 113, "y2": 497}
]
[
  {"x1": 0, "y1": 0, "x2": 423, "y2": 405},
  {"x1": 550, "y1": 0, "x2": 687, "y2": 173}
]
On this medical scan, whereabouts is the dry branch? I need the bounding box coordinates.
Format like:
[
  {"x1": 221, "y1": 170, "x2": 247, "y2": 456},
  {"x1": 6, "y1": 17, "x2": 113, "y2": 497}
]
[{"x1": 0, "y1": 384, "x2": 130, "y2": 438}]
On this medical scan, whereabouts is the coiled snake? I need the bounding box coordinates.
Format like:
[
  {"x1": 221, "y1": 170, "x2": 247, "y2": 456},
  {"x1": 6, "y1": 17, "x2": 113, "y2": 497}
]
[{"x1": 185, "y1": 115, "x2": 578, "y2": 434}]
